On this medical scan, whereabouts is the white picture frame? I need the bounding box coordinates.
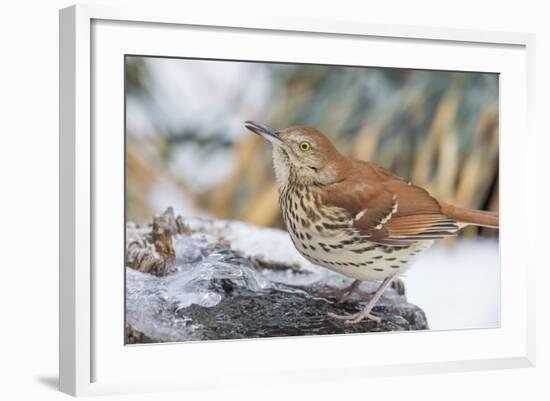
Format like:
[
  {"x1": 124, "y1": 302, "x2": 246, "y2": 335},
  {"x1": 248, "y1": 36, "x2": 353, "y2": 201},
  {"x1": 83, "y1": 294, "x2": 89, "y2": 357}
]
[{"x1": 59, "y1": 4, "x2": 536, "y2": 397}]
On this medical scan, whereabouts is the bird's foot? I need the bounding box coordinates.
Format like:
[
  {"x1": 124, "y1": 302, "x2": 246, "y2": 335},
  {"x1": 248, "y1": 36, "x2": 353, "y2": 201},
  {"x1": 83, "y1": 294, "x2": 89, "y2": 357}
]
[
  {"x1": 327, "y1": 310, "x2": 381, "y2": 325},
  {"x1": 391, "y1": 277, "x2": 406, "y2": 296},
  {"x1": 317, "y1": 280, "x2": 373, "y2": 304},
  {"x1": 326, "y1": 276, "x2": 396, "y2": 325}
]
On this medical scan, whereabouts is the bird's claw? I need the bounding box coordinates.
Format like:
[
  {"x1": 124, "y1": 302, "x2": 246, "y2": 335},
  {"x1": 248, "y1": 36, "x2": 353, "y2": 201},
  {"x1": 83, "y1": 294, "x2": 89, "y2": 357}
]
[{"x1": 327, "y1": 311, "x2": 381, "y2": 325}]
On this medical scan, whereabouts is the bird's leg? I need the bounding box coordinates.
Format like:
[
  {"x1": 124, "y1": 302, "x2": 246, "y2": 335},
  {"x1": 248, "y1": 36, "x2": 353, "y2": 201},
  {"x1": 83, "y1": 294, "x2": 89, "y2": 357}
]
[
  {"x1": 317, "y1": 279, "x2": 373, "y2": 303},
  {"x1": 391, "y1": 277, "x2": 406, "y2": 296},
  {"x1": 328, "y1": 276, "x2": 395, "y2": 324}
]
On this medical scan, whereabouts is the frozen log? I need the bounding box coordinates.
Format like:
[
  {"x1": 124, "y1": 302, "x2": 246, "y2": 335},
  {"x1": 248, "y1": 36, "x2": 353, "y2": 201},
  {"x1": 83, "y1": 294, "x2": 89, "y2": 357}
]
[{"x1": 126, "y1": 208, "x2": 428, "y2": 343}]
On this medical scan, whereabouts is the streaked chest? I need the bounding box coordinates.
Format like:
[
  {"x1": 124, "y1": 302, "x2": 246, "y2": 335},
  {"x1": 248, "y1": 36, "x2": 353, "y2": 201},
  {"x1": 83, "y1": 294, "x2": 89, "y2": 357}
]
[{"x1": 278, "y1": 183, "x2": 432, "y2": 281}]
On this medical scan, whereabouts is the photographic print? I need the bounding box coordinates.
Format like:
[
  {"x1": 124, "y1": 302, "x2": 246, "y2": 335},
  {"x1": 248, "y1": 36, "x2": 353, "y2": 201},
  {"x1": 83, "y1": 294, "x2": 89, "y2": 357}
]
[{"x1": 124, "y1": 56, "x2": 499, "y2": 344}]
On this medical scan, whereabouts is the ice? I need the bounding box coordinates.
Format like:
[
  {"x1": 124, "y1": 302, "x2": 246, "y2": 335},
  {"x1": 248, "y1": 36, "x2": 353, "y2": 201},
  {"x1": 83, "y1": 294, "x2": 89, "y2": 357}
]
[
  {"x1": 126, "y1": 234, "x2": 275, "y2": 342},
  {"x1": 125, "y1": 220, "x2": 431, "y2": 342},
  {"x1": 165, "y1": 251, "x2": 271, "y2": 310},
  {"x1": 172, "y1": 234, "x2": 203, "y2": 264}
]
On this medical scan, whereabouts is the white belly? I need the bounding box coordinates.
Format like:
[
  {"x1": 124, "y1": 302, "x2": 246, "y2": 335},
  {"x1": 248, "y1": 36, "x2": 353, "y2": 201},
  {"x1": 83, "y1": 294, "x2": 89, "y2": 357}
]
[{"x1": 289, "y1": 227, "x2": 434, "y2": 281}]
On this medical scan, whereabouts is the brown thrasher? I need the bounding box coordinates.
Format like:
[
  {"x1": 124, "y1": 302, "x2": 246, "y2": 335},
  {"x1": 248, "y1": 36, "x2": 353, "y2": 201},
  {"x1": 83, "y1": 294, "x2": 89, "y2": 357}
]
[{"x1": 244, "y1": 121, "x2": 499, "y2": 325}]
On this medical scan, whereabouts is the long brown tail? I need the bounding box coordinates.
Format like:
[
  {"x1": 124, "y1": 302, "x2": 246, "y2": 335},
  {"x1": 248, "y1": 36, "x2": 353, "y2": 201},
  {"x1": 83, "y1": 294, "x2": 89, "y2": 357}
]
[{"x1": 440, "y1": 202, "x2": 499, "y2": 229}]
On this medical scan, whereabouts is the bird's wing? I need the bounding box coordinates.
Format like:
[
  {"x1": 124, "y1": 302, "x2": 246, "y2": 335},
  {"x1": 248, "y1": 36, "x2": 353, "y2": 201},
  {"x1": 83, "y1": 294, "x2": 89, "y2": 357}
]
[{"x1": 318, "y1": 162, "x2": 459, "y2": 246}]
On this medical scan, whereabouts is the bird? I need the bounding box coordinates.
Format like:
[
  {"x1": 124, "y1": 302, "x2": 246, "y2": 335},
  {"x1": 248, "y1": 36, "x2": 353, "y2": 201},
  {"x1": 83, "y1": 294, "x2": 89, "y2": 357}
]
[{"x1": 244, "y1": 120, "x2": 499, "y2": 325}]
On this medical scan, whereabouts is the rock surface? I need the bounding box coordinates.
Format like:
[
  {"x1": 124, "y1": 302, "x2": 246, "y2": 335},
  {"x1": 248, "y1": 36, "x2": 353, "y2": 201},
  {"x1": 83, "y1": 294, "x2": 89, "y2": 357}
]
[{"x1": 125, "y1": 208, "x2": 429, "y2": 343}]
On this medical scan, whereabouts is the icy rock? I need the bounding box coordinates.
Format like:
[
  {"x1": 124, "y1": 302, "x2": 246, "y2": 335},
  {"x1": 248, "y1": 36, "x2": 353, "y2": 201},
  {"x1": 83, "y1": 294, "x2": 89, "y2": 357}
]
[{"x1": 125, "y1": 214, "x2": 429, "y2": 343}]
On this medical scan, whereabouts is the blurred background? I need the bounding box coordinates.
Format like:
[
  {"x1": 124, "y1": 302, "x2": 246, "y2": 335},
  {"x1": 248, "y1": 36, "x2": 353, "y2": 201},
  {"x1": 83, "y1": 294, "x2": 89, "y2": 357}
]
[
  {"x1": 125, "y1": 56, "x2": 500, "y2": 330},
  {"x1": 125, "y1": 56, "x2": 499, "y2": 240}
]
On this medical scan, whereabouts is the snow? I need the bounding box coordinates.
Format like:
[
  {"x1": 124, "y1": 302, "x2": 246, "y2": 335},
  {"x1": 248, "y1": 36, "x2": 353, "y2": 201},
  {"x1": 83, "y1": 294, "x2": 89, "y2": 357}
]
[
  {"x1": 403, "y1": 239, "x2": 500, "y2": 330},
  {"x1": 224, "y1": 221, "x2": 317, "y2": 271}
]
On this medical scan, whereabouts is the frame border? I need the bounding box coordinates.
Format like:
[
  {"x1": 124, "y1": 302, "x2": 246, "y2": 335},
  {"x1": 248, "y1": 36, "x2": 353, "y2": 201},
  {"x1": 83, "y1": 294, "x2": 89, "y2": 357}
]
[{"x1": 59, "y1": 4, "x2": 536, "y2": 396}]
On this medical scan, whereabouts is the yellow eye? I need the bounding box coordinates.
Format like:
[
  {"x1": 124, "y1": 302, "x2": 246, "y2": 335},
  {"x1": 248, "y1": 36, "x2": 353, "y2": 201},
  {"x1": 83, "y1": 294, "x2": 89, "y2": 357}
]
[{"x1": 299, "y1": 141, "x2": 312, "y2": 152}]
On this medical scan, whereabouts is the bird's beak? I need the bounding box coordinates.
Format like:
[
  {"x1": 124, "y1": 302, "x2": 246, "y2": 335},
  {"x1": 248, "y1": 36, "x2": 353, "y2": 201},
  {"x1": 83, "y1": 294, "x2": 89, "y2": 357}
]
[{"x1": 244, "y1": 120, "x2": 284, "y2": 146}]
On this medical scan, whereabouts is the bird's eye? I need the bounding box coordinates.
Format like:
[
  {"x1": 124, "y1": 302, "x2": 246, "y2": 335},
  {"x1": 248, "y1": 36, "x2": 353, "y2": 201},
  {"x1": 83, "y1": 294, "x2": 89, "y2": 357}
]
[{"x1": 299, "y1": 141, "x2": 312, "y2": 152}]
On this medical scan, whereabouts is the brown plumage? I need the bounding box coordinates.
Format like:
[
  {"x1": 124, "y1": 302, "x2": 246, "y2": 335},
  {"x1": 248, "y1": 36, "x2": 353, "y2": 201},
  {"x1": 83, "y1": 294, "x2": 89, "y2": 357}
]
[
  {"x1": 317, "y1": 159, "x2": 498, "y2": 245},
  {"x1": 245, "y1": 121, "x2": 499, "y2": 324}
]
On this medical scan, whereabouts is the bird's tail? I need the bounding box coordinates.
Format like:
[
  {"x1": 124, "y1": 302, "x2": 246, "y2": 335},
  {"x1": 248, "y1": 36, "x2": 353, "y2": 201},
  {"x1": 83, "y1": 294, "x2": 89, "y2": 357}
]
[{"x1": 440, "y1": 202, "x2": 499, "y2": 229}]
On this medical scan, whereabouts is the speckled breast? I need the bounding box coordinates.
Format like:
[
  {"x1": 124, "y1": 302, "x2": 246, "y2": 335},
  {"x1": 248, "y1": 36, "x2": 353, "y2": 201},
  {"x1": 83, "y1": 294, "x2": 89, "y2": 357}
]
[{"x1": 279, "y1": 183, "x2": 433, "y2": 281}]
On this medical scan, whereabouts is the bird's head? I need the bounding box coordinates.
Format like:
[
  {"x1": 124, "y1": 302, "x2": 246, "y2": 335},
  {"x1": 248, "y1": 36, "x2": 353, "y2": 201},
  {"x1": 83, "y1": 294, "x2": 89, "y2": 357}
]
[{"x1": 245, "y1": 120, "x2": 348, "y2": 186}]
